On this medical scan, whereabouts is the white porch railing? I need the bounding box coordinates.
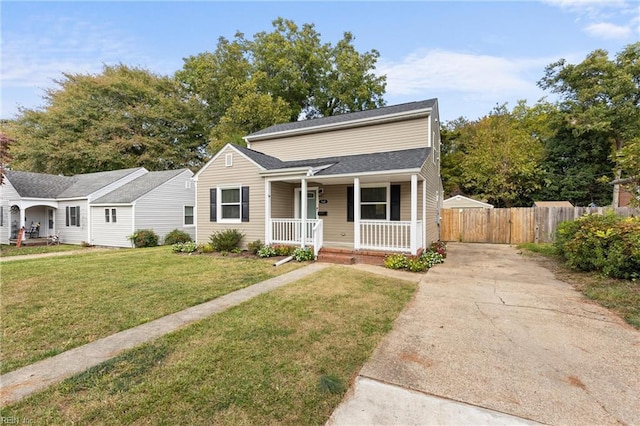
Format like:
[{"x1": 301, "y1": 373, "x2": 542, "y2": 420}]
[
  {"x1": 359, "y1": 220, "x2": 423, "y2": 253},
  {"x1": 270, "y1": 218, "x2": 322, "y2": 247}
]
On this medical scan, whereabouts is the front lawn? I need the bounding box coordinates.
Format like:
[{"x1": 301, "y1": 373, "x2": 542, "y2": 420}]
[
  {"x1": 0, "y1": 247, "x2": 301, "y2": 373},
  {"x1": 0, "y1": 243, "x2": 81, "y2": 257},
  {"x1": 2, "y1": 266, "x2": 417, "y2": 424}
]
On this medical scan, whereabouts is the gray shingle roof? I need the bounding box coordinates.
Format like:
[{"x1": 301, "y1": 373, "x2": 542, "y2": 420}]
[
  {"x1": 92, "y1": 169, "x2": 190, "y2": 204},
  {"x1": 57, "y1": 168, "x2": 145, "y2": 198},
  {"x1": 5, "y1": 170, "x2": 76, "y2": 198},
  {"x1": 246, "y1": 99, "x2": 437, "y2": 139},
  {"x1": 236, "y1": 145, "x2": 430, "y2": 176}
]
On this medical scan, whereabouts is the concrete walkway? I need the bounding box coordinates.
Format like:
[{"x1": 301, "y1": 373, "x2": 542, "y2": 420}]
[
  {"x1": 328, "y1": 243, "x2": 640, "y2": 425},
  {"x1": 0, "y1": 262, "x2": 329, "y2": 406}
]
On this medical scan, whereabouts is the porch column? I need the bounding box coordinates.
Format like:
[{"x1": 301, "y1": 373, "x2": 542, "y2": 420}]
[
  {"x1": 300, "y1": 178, "x2": 307, "y2": 248},
  {"x1": 410, "y1": 174, "x2": 418, "y2": 255},
  {"x1": 264, "y1": 179, "x2": 272, "y2": 245},
  {"x1": 422, "y1": 177, "x2": 427, "y2": 247},
  {"x1": 19, "y1": 205, "x2": 26, "y2": 242},
  {"x1": 354, "y1": 177, "x2": 361, "y2": 250}
]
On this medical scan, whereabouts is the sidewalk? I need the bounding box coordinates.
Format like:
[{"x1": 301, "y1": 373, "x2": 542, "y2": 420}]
[{"x1": 0, "y1": 262, "x2": 329, "y2": 406}]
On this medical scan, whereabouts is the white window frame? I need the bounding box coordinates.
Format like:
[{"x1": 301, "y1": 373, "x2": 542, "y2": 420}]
[
  {"x1": 111, "y1": 208, "x2": 117, "y2": 223},
  {"x1": 360, "y1": 183, "x2": 390, "y2": 221},
  {"x1": 184, "y1": 205, "x2": 195, "y2": 226},
  {"x1": 225, "y1": 153, "x2": 233, "y2": 167},
  {"x1": 217, "y1": 186, "x2": 242, "y2": 223},
  {"x1": 104, "y1": 208, "x2": 110, "y2": 223}
]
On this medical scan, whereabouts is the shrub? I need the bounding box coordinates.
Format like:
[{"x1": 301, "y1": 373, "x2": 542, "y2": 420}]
[
  {"x1": 128, "y1": 229, "x2": 159, "y2": 248},
  {"x1": 384, "y1": 250, "x2": 445, "y2": 273},
  {"x1": 248, "y1": 240, "x2": 263, "y2": 255},
  {"x1": 420, "y1": 251, "x2": 445, "y2": 268},
  {"x1": 209, "y1": 229, "x2": 244, "y2": 252},
  {"x1": 172, "y1": 241, "x2": 198, "y2": 253},
  {"x1": 257, "y1": 245, "x2": 277, "y2": 258},
  {"x1": 429, "y1": 241, "x2": 447, "y2": 258},
  {"x1": 383, "y1": 253, "x2": 408, "y2": 270},
  {"x1": 293, "y1": 247, "x2": 314, "y2": 262},
  {"x1": 199, "y1": 243, "x2": 214, "y2": 253},
  {"x1": 555, "y1": 212, "x2": 640, "y2": 279},
  {"x1": 273, "y1": 244, "x2": 296, "y2": 256},
  {"x1": 164, "y1": 229, "x2": 192, "y2": 245}
]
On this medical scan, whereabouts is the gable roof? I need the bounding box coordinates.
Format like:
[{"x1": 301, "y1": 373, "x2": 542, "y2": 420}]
[
  {"x1": 92, "y1": 169, "x2": 191, "y2": 204},
  {"x1": 5, "y1": 167, "x2": 145, "y2": 199},
  {"x1": 234, "y1": 145, "x2": 430, "y2": 176},
  {"x1": 443, "y1": 195, "x2": 494, "y2": 209},
  {"x1": 245, "y1": 99, "x2": 437, "y2": 141}
]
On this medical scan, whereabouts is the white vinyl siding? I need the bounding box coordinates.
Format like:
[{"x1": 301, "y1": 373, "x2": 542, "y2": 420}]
[
  {"x1": 133, "y1": 170, "x2": 196, "y2": 244},
  {"x1": 90, "y1": 205, "x2": 134, "y2": 247},
  {"x1": 250, "y1": 118, "x2": 429, "y2": 161},
  {"x1": 57, "y1": 201, "x2": 90, "y2": 244}
]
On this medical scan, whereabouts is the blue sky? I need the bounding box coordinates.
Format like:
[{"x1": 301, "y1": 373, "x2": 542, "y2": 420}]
[{"x1": 1, "y1": 1, "x2": 638, "y2": 123}]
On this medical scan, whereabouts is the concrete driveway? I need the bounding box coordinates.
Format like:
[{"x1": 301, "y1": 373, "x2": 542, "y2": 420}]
[{"x1": 328, "y1": 243, "x2": 640, "y2": 425}]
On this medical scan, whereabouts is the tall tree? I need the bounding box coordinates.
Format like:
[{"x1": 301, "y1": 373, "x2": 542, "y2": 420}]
[
  {"x1": 457, "y1": 103, "x2": 546, "y2": 207},
  {"x1": 0, "y1": 131, "x2": 13, "y2": 184},
  {"x1": 176, "y1": 17, "x2": 386, "y2": 149},
  {"x1": 9, "y1": 65, "x2": 208, "y2": 175},
  {"x1": 538, "y1": 42, "x2": 640, "y2": 206}
]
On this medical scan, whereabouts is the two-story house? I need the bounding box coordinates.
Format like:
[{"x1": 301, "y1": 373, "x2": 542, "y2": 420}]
[{"x1": 194, "y1": 99, "x2": 443, "y2": 261}]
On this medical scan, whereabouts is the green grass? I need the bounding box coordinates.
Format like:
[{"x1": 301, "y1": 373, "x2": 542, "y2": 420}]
[
  {"x1": 0, "y1": 243, "x2": 82, "y2": 257},
  {"x1": 518, "y1": 243, "x2": 640, "y2": 329},
  {"x1": 1, "y1": 266, "x2": 417, "y2": 424},
  {"x1": 0, "y1": 247, "x2": 301, "y2": 373}
]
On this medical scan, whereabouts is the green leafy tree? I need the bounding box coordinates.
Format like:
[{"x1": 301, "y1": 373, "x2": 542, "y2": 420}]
[
  {"x1": 458, "y1": 103, "x2": 546, "y2": 207},
  {"x1": 9, "y1": 64, "x2": 208, "y2": 175},
  {"x1": 538, "y1": 42, "x2": 640, "y2": 206},
  {"x1": 440, "y1": 117, "x2": 470, "y2": 196},
  {"x1": 176, "y1": 17, "x2": 386, "y2": 151},
  {"x1": 534, "y1": 110, "x2": 614, "y2": 206},
  {"x1": 0, "y1": 131, "x2": 13, "y2": 184}
]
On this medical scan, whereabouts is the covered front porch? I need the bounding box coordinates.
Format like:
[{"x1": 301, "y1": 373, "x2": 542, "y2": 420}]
[{"x1": 263, "y1": 171, "x2": 427, "y2": 259}]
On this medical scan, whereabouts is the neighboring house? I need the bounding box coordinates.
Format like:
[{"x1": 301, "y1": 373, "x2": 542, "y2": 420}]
[
  {"x1": 0, "y1": 168, "x2": 194, "y2": 247},
  {"x1": 442, "y1": 195, "x2": 494, "y2": 209},
  {"x1": 533, "y1": 201, "x2": 574, "y2": 208},
  {"x1": 194, "y1": 99, "x2": 443, "y2": 257}
]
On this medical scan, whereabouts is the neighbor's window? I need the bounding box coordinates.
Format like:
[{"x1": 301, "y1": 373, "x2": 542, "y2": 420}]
[
  {"x1": 105, "y1": 208, "x2": 110, "y2": 223},
  {"x1": 67, "y1": 206, "x2": 80, "y2": 227},
  {"x1": 220, "y1": 188, "x2": 240, "y2": 220},
  {"x1": 361, "y1": 186, "x2": 388, "y2": 220},
  {"x1": 184, "y1": 206, "x2": 194, "y2": 225},
  {"x1": 111, "y1": 208, "x2": 117, "y2": 223}
]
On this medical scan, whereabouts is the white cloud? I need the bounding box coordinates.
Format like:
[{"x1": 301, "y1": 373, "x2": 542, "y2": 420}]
[
  {"x1": 585, "y1": 22, "x2": 633, "y2": 39},
  {"x1": 0, "y1": 15, "x2": 137, "y2": 89},
  {"x1": 379, "y1": 49, "x2": 548, "y2": 97}
]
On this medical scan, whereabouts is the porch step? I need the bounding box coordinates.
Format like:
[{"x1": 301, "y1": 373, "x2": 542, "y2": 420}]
[{"x1": 317, "y1": 248, "x2": 391, "y2": 266}]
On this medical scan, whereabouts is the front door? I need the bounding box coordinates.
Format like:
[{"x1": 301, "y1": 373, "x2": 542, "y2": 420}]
[{"x1": 296, "y1": 188, "x2": 318, "y2": 220}]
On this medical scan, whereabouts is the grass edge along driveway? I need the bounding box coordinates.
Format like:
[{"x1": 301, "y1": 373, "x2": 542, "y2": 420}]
[
  {"x1": 1, "y1": 247, "x2": 302, "y2": 374},
  {"x1": 2, "y1": 266, "x2": 418, "y2": 425}
]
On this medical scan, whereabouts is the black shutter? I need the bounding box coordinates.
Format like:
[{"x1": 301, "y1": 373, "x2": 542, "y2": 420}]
[
  {"x1": 390, "y1": 185, "x2": 401, "y2": 221},
  {"x1": 66, "y1": 206, "x2": 70, "y2": 226},
  {"x1": 210, "y1": 188, "x2": 217, "y2": 222},
  {"x1": 241, "y1": 186, "x2": 250, "y2": 222},
  {"x1": 347, "y1": 187, "x2": 354, "y2": 222},
  {"x1": 76, "y1": 206, "x2": 81, "y2": 227}
]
